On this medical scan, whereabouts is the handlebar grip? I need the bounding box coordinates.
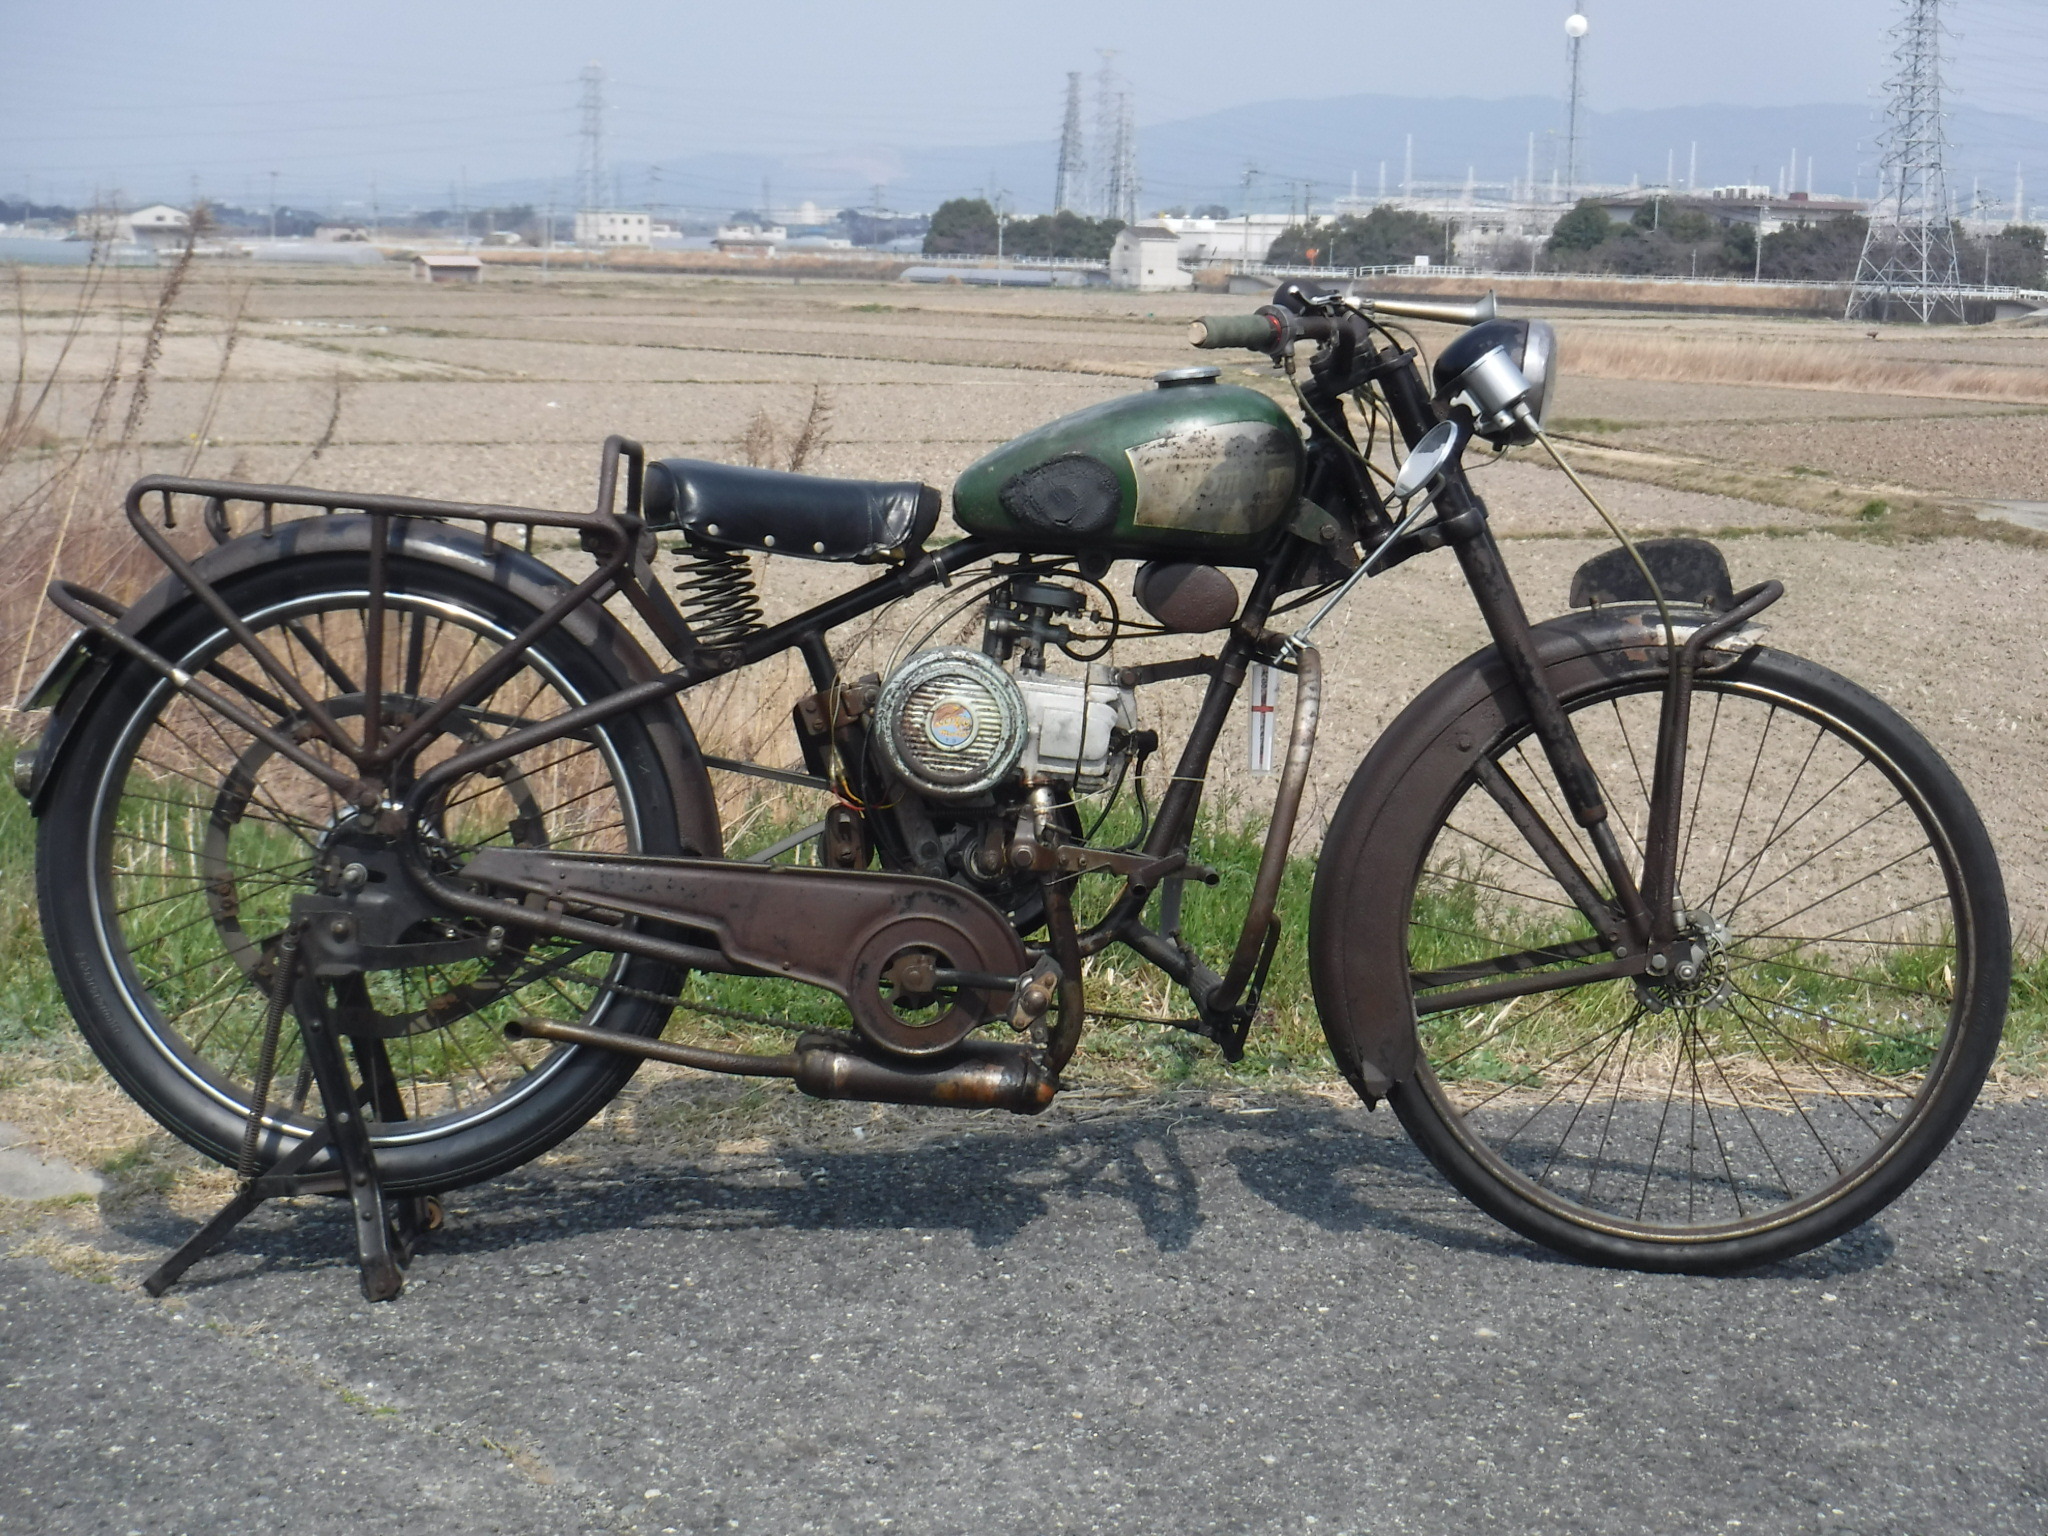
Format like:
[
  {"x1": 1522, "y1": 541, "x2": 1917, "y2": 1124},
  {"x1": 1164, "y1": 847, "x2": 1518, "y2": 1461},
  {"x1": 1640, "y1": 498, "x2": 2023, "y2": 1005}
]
[{"x1": 1188, "y1": 313, "x2": 1280, "y2": 350}]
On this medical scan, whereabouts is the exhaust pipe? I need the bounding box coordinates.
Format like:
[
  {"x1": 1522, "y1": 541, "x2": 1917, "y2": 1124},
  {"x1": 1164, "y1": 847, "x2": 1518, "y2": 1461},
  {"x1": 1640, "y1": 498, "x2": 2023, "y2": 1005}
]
[
  {"x1": 793, "y1": 1032, "x2": 1056, "y2": 1115},
  {"x1": 503, "y1": 1019, "x2": 1056, "y2": 1114}
]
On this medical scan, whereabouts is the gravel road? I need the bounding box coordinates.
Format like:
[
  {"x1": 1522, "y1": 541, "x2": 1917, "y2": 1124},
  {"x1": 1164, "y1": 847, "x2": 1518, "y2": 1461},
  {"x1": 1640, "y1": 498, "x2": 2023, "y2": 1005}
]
[{"x1": 4, "y1": 1092, "x2": 2043, "y2": 1536}]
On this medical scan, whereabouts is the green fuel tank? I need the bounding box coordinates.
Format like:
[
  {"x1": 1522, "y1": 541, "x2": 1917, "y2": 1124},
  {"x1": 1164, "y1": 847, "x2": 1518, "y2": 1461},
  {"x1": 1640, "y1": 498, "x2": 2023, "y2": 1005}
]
[{"x1": 950, "y1": 367, "x2": 1302, "y2": 560}]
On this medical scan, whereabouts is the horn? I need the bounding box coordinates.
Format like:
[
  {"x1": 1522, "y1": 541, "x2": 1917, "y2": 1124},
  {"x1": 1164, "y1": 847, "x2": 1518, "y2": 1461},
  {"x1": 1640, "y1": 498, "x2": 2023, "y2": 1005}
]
[{"x1": 1349, "y1": 290, "x2": 1500, "y2": 327}]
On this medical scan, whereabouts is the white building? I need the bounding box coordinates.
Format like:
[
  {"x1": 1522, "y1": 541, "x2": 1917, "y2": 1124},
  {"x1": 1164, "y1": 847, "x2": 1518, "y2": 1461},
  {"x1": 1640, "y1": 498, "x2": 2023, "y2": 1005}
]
[
  {"x1": 713, "y1": 223, "x2": 786, "y2": 258},
  {"x1": 412, "y1": 253, "x2": 483, "y2": 284},
  {"x1": 1157, "y1": 215, "x2": 1299, "y2": 265},
  {"x1": 127, "y1": 204, "x2": 191, "y2": 245},
  {"x1": 1109, "y1": 223, "x2": 1193, "y2": 291},
  {"x1": 573, "y1": 210, "x2": 650, "y2": 247}
]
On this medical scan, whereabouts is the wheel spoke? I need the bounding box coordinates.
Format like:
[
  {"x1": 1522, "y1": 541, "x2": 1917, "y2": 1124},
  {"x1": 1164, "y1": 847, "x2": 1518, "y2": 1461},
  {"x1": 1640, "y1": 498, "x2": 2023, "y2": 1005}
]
[{"x1": 1392, "y1": 666, "x2": 1990, "y2": 1256}]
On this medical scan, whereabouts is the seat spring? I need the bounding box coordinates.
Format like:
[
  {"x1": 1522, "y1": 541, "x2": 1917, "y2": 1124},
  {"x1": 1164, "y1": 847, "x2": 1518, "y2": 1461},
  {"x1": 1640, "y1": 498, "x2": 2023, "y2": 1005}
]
[{"x1": 670, "y1": 540, "x2": 764, "y2": 646}]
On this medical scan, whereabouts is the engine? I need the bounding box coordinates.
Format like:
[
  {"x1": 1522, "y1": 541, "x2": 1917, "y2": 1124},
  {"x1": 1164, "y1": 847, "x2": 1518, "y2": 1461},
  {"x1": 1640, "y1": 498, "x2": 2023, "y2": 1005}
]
[
  {"x1": 874, "y1": 650, "x2": 1134, "y2": 799},
  {"x1": 871, "y1": 573, "x2": 1138, "y2": 805}
]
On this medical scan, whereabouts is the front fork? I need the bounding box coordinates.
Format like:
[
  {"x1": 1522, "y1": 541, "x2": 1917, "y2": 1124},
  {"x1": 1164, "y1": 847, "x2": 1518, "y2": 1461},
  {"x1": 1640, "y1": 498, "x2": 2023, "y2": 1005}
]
[
  {"x1": 1445, "y1": 504, "x2": 1656, "y2": 955},
  {"x1": 1443, "y1": 491, "x2": 1783, "y2": 957}
]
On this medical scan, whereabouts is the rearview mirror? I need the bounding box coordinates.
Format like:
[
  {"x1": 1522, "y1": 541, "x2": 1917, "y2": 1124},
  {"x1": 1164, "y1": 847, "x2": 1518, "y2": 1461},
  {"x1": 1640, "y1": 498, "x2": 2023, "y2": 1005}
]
[{"x1": 1392, "y1": 420, "x2": 1463, "y2": 503}]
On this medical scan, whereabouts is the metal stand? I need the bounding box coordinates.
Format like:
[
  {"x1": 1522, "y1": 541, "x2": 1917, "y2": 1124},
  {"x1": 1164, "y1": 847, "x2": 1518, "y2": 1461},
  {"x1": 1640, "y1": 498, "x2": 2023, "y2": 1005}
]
[{"x1": 142, "y1": 953, "x2": 436, "y2": 1303}]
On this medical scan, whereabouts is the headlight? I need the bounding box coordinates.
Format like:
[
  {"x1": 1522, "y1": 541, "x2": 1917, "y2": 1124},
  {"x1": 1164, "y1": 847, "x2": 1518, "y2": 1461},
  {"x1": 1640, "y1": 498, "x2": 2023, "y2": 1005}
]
[{"x1": 1431, "y1": 318, "x2": 1557, "y2": 446}]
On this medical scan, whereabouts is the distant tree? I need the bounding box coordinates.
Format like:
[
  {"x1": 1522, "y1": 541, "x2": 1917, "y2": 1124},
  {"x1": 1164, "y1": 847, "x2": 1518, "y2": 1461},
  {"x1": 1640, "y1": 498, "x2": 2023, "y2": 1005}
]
[
  {"x1": 1004, "y1": 210, "x2": 1125, "y2": 261},
  {"x1": 1630, "y1": 197, "x2": 1716, "y2": 244},
  {"x1": 1959, "y1": 223, "x2": 2047, "y2": 288},
  {"x1": 924, "y1": 198, "x2": 999, "y2": 255},
  {"x1": 1191, "y1": 203, "x2": 1232, "y2": 219},
  {"x1": 0, "y1": 197, "x2": 78, "y2": 223},
  {"x1": 1758, "y1": 215, "x2": 1869, "y2": 282},
  {"x1": 842, "y1": 210, "x2": 928, "y2": 247},
  {"x1": 1265, "y1": 205, "x2": 1448, "y2": 267},
  {"x1": 1720, "y1": 221, "x2": 1758, "y2": 271},
  {"x1": 1546, "y1": 198, "x2": 1613, "y2": 254}
]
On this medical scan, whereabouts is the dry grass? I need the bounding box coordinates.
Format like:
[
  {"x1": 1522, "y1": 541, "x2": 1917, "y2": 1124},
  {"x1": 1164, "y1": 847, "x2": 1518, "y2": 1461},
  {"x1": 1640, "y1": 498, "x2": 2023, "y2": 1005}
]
[
  {"x1": 1365, "y1": 272, "x2": 1851, "y2": 314},
  {"x1": 0, "y1": 217, "x2": 237, "y2": 711},
  {"x1": 1562, "y1": 329, "x2": 2048, "y2": 405},
  {"x1": 730, "y1": 382, "x2": 835, "y2": 472}
]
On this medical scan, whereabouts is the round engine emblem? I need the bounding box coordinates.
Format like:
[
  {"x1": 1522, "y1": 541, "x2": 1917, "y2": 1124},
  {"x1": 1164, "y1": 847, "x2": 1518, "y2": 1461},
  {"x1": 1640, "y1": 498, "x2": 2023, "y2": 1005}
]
[
  {"x1": 924, "y1": 698, "x2": 977, "y2": 750},
  {"x1": 873, "y1": 648, "x2": 1027, "y2": 799}
]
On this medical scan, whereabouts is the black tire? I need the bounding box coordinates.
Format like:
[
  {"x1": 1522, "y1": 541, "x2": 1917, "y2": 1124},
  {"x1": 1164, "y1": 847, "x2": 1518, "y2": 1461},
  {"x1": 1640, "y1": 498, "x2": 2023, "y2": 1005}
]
[
  {"x1": 39, "y1": 548, "x2": 708, "y2": 1193},
  {"x1": 1314, "y1": 640, "x2": 2008, "y2": 1272}
]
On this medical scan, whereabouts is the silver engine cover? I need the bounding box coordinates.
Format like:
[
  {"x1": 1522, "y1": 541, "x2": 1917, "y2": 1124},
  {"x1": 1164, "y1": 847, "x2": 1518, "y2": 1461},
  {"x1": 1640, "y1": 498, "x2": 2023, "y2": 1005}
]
[
  {"x1": 873, "y1": 648, "x2": 1027, "y2": 799},
  {"x1": 1014, "y1": 665, "x2": 1136, "y2": 791}
]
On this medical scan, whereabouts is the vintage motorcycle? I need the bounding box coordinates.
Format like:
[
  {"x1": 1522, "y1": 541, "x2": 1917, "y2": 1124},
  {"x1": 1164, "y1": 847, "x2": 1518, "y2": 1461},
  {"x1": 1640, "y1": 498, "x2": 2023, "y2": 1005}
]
[{"x1": 14, "y1": 283, "x2": 2008, "y2": 1297}]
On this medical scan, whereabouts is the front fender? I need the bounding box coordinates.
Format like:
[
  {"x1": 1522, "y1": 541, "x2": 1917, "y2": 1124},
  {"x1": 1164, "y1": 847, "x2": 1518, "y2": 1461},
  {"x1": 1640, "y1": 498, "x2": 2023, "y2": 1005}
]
[
  {"x1": 15, "y1": 515, "x2": 719, "y2": 856},
  {"x1": 1307, "y1": 603, "x2": 1764, "y2": 1100}
]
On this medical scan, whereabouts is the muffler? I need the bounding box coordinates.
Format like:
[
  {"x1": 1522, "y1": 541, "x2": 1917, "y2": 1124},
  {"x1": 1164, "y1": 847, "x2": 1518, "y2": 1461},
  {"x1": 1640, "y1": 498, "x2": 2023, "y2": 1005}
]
[
  {"x1": 793, "y1": 1032, "x2": 1056, "y2": 1115},
  {"x1": 503, "y1": 1019, "x2": 1056, "y2": 1114}
]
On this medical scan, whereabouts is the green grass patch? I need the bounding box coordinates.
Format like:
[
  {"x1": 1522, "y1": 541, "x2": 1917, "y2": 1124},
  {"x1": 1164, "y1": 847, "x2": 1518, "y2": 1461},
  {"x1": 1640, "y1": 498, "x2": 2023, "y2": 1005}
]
[
  {"x1": 0, "y1": 743, "x2": 89, "y2": 1079},
  {"x1": 2, "y1": 736, "x2": 2044, "y2": 1100}
]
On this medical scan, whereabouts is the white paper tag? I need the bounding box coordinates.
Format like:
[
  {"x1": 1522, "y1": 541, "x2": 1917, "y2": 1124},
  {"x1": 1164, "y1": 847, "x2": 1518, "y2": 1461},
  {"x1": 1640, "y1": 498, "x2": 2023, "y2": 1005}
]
[{"x1": 1248, "y1": 662, "x2": 1278, "y2": 775}]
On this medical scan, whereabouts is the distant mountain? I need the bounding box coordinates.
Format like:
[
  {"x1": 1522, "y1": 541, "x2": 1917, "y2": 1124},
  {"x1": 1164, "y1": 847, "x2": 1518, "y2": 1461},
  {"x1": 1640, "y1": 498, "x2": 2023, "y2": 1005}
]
[{"x1": 473, "y1": 92, "x2": 2048, "y2": 221}]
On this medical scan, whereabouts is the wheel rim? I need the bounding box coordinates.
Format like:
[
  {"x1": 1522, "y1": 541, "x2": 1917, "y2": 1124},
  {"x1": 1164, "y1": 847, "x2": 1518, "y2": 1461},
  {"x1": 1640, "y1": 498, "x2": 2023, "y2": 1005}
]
[
  {"x1": 1407, "y1": 673, "x2": 1976, "y2": 1242},
  {"x1": 87, "y1": 588, "x2": 657, "y2": 1146}
]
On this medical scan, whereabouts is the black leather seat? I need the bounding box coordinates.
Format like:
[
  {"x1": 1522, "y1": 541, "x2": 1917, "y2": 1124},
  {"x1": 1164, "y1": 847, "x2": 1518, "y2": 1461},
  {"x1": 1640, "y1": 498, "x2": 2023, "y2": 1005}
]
[{"x1": 641, "y1": 458, "x2": 942, "y2": 564}]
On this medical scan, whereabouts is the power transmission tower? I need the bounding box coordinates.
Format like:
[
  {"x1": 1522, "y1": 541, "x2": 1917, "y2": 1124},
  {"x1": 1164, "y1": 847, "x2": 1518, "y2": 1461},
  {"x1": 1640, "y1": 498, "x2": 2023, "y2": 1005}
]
[
  {"x1": 1111, "y1": 89, "x2": 1138, "y2": 223},
  {"x1": 1054, "y1": 72, "x2": 1086, "y2": 213},
  {"x1": 1848, "y1": 0, "x2": 1964, "y2": 323},
  {"x1": 1091, "y1": 52, "x2": 1119, "y2": 219},
  {"x1": 577, "y1": 64, "x2": 606, "y2": 217}
]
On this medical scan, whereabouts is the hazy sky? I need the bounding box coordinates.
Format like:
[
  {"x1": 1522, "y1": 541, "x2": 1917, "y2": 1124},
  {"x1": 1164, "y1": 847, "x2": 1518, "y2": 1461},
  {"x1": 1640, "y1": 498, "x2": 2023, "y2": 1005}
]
[{"x1": 5, "y1": 1, "x2": 2044, "y2": 205}]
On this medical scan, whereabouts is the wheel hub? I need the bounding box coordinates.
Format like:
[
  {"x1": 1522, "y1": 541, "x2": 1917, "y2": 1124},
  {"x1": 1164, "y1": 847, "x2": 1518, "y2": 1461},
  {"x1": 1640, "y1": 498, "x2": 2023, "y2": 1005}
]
[{"x1": 1635, "y1": 908, "x2": 1733, "y2": 1014}]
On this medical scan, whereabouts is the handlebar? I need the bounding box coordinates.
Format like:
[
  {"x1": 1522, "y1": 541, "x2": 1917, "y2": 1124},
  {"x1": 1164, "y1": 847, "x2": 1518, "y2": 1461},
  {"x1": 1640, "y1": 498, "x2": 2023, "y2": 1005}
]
[
  {"x1": 1192, "y1": 290, "x2": 1501, "y2": 354},
  {"x1": 1190, "y1": 308, "x2": 1345, "y2": 354},
  {"x1": 1188, "y1": 313, "x2": 1283, "y2": 350}
]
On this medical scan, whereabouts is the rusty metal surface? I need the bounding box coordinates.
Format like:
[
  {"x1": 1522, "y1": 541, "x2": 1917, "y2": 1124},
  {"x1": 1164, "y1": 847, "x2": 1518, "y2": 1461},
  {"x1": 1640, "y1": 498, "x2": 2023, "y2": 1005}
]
[
  {"x1": 460, "y1": 847, "x2": 1027, "y2": 1058},
  {"x1": 1213, "y1": 639, "x2": 1322, "y2": 1012},
  {"x1": 503, "y1": 1017, "x2": 799, "y2": 1078},
  {"x1": 792, "y1": 1032, "x2": 1056, "y2": 1113}
]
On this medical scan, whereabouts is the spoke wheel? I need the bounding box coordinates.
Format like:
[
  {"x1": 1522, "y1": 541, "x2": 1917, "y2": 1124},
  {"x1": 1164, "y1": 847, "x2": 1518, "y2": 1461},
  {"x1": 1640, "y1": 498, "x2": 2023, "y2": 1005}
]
[
  {"x1": 39, "y1": 547, "x2": 709, "y2": 1192},
  {"x1": 1319, "y1": 638, "x2": 2007, "y2": 1271}
]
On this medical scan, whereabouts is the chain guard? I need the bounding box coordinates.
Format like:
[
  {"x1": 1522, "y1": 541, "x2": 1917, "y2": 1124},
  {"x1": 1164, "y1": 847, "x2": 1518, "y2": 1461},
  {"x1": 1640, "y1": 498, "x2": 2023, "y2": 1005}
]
[{"x1": 460, "y1": 848, "x2": 1029, "y2": 1058}]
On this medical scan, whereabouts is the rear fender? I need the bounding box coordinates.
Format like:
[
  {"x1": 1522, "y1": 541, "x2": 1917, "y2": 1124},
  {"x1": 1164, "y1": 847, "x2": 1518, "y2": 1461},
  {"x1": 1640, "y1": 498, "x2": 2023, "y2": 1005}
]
[
  {"x1": 1307, "y1": 604, "x2": 1764, "y2": 1100},
  {"x1": 16, "y1": 515, "x2": 719, "y2": 855}
]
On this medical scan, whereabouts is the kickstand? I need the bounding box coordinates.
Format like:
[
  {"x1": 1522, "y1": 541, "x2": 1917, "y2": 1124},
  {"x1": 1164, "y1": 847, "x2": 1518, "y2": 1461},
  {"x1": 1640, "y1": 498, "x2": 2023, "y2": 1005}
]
[{"x1": 142, "y1": 954, "x2": 430, "y2": 1303}]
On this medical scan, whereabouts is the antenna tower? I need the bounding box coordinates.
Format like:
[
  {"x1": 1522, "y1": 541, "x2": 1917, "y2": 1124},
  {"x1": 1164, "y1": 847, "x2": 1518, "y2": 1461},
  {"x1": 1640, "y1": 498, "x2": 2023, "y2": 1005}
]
[
  {"x1": 1563, "y1": 10, "x2": 1590, "y2": 198},
  {"x1": 1847, "y1": 0, "x2": 1963, "y2": 322},
  {"x1": 1054, "y1": 72, "x2": 1086, "y2": 213},
  {"x1": 577, "y1": 63, "x2": 606, "y2": 216}
]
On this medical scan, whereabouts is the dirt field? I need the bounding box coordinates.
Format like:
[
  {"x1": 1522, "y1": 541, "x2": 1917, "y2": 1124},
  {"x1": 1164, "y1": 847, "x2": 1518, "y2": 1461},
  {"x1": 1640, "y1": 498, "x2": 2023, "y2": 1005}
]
[{"x1": 6, "y1": 262, "x2": 2045, "y2": 927}]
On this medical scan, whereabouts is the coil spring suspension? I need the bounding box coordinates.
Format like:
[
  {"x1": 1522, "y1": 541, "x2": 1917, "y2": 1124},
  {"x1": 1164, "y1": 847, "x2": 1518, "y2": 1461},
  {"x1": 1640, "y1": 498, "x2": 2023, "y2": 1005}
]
[{"x1": 671, "y1": 540, "x2": 763, "y2": 646}]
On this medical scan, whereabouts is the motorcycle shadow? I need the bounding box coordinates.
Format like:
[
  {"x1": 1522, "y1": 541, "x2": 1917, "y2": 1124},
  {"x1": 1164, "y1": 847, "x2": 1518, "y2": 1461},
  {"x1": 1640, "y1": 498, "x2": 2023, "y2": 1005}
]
[
  {"x1": 101, "y1": 1091, "x2": 1894, "y2": 1288},
  {"x1": 101, "y1": 1093, "x2": 1546, "y2": 1285}
]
